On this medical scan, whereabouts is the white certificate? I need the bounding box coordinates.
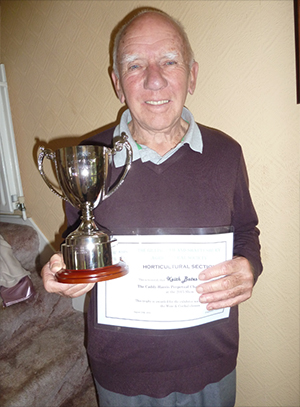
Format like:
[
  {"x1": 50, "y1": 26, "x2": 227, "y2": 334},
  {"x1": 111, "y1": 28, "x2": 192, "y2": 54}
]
[{"x1": 97, "y1": 232, "x2": 233, "y2": 330}]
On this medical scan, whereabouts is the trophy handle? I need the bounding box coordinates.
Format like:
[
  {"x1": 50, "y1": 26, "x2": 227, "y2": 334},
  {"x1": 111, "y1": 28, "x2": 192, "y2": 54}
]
[
  {"x1": 38, "y1": 146, "x2": 68, "y2": 202},
  {"x1": 103, "y1": 132, "x2": 132, "y2": 201}
]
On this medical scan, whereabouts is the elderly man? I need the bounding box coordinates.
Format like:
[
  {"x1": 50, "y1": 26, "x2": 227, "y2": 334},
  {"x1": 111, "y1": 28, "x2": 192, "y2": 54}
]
[{"x1": 42, "y1": 9, "x2": 262, "y2": 407}]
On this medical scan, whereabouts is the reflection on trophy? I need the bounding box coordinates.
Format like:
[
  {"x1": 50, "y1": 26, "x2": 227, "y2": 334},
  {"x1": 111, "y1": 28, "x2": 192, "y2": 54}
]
[{"x1": 38, "y1": 133, "x2": 132, "y2": 284}]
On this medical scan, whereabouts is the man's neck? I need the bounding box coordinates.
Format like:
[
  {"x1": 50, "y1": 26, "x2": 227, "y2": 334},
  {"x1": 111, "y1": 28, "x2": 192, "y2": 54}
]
[{"x1": 128, "y1": 118, "x2": 189, "y2": 156}]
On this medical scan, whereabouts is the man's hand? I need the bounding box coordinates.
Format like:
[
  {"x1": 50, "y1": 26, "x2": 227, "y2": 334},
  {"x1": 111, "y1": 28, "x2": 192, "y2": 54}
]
[
  {"x1": 41, "y1": 252, "x2": 95, "y2": 298},
  {"x1": 196, "y1": 256, "x2": 254, "y2": 310}
]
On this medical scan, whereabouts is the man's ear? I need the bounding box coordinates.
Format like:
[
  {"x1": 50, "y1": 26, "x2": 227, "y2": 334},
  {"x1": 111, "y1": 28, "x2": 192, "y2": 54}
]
[
  {"x1": 111, "y1": 71, "x2": 125, "y2": 103},
  {"x1": 188, "y1": 61, "x2": 199, "y2": 95}
]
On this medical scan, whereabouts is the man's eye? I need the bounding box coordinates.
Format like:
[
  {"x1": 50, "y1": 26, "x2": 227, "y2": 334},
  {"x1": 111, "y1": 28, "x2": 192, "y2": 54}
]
[
  {"x1": 128, "y1": 64, "x2": 140, "y2": 71},
  {"x1": 165, "y1": 61, "x2": 177, "y2": 66}
]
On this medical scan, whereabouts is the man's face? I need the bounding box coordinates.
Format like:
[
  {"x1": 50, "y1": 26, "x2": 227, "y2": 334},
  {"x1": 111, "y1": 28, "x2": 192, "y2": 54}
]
[{"x1": 112, "y1": 14, "x2": 198, "y2": 135}]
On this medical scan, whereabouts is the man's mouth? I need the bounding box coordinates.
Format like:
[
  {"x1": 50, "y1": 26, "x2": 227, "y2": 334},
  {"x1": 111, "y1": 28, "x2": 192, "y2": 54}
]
[{"x1": 145, "y1": 100, "x2": 170, "y2": 105}]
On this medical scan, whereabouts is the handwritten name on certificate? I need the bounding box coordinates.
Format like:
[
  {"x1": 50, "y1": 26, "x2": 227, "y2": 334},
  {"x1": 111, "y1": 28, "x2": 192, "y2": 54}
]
[{"x1": 97, "y1": 232, "x2": 233, "y2": 330}]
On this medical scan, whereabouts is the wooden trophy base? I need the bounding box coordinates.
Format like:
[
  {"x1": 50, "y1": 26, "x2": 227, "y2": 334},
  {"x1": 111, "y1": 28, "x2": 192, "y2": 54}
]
[{"x1": 55, "y1": 261, "x2": 128, "y2": 284}]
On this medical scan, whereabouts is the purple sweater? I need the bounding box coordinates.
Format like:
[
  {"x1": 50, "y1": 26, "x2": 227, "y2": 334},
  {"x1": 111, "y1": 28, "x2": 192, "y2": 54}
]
[{"x1": 65, "y1": 123, "x2": 262, "y2": 397}]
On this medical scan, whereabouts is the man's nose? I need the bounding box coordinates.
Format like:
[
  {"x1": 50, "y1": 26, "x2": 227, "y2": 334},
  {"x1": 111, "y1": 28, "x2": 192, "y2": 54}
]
[{"x1": 144, "y1": 65, "x2": 167, "y2": 90}]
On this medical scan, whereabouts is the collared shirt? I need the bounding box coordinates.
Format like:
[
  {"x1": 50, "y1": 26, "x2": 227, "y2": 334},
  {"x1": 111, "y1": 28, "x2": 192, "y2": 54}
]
[{"x1": 113, "y1": 107, "x2": 203, "y2": 168}]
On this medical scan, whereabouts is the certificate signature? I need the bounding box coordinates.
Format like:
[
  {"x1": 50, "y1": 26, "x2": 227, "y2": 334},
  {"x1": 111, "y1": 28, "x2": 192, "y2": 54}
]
[{"x1": 97, "y1": 232, "x2": 233, "y2": 330}]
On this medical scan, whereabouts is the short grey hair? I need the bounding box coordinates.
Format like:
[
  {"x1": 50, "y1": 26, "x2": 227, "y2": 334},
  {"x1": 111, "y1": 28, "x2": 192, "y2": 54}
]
[{"x1": 112, "y1": 10, "x2": 195, "y2": 78}]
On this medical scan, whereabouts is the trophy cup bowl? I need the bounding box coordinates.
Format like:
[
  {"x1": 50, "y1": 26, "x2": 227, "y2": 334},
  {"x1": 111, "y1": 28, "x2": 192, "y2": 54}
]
[{"x1": 38, "y1": 133, "x2": 132, "y2": 283}]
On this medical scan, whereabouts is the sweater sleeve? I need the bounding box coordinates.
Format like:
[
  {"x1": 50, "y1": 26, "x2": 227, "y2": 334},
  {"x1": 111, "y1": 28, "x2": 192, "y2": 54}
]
[{"x1": 232, "y1": 151, "x2": 262, "y2": 283}]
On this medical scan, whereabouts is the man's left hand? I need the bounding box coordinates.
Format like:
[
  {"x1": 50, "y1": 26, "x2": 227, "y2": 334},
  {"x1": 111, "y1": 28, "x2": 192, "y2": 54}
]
[{"x1": 196, "y1": 256, "x2": 254, "y2": 310}]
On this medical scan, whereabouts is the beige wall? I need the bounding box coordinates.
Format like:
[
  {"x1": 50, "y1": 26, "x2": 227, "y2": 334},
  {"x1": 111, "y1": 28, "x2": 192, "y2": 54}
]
[{"x1": 1, "y1": 1, "x2": 299, "y2": 406}]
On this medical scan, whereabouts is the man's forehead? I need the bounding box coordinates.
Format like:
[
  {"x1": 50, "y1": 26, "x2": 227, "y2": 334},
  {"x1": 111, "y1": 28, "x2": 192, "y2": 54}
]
[
  {"x1": 116, "y1": 12, "x2": 190, "y2": 67},
  {"x1": 120, "y1": 14, "x2": 182, "y2": 45},
  {"x1": 119, "y1": 25, "x2": 184, "y2": 56}
]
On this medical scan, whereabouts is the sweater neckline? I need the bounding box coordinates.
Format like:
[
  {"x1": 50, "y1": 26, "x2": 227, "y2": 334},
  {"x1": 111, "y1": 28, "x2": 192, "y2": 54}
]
[{"x1": 138, "y1": 144, "x2": 191, "y2": 175}]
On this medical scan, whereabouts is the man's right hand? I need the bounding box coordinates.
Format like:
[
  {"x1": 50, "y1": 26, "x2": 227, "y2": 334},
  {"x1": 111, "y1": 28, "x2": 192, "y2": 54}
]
[{"x1": 41, "y1": 252, "x2": 95, "y2": 298}]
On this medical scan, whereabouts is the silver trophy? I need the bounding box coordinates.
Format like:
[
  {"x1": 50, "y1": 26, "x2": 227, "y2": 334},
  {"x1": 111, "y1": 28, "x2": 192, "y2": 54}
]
[{"x1": 38, "y1": 133, "x2": 132, "y2": 283}]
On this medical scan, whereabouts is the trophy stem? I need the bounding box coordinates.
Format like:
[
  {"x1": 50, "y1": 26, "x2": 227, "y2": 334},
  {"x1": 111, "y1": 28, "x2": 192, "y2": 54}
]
[{"x1": 79, "y1": 202, "x2": 99, "y2": 235}]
